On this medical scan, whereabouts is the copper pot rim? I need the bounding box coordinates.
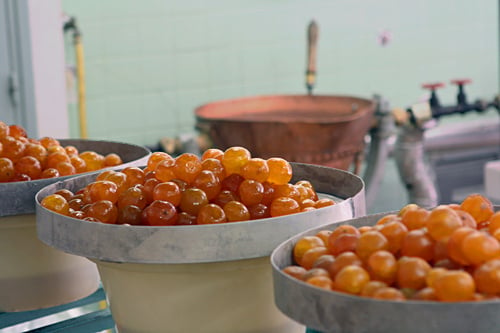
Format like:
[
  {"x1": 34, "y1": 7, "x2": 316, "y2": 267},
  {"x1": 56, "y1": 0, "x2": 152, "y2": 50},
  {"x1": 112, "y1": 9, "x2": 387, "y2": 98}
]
[{"x1": 194, "y1": 94, "x2": 375, "y2": 124}]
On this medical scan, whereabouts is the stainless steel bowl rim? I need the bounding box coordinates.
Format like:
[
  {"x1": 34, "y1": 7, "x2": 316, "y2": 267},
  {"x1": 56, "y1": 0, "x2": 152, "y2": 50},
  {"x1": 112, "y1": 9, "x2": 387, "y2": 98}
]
[
  {"x1": 270, "y1": 212, "x2": 500, "y2": 333},
  {"x1": 36, "y1": 163, "x2": 366, "y2": 264}
]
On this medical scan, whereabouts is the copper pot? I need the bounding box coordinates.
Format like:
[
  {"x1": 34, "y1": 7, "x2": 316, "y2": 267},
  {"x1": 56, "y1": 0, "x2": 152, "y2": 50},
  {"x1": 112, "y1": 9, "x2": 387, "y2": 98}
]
[{"x1": 195, "y1": 94, "x2": 375, "y2": 171}]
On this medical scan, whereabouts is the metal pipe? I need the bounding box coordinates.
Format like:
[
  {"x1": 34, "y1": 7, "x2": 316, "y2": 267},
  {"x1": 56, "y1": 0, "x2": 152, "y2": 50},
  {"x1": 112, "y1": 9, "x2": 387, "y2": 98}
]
[
  {"x1": 74, "y1": 33, "x2": 87, "y2": 139},
  {"x1": 363, "y1": 95, "x2": 396, "y2": 210},
  {"x1": 394, "y1": 124, "x2": 439, "y2": 208},
  {"x1": 63, "y1": 16, "x2": 87, "y2": 139}
]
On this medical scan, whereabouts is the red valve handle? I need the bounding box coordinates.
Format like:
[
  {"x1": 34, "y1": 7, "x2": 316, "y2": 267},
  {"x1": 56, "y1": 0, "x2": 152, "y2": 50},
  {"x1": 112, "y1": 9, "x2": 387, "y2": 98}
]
[
  {"x1": 421, "y1": 82, "x2": 445, "y2": 90},
  {"x1": 450, "y1": 78, "x2": 472, "y2": 85}
]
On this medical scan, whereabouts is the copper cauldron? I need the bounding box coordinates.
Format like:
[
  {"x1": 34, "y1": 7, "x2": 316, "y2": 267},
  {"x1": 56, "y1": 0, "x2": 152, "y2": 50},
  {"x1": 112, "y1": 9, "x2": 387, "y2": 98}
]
[{"x1": 195, "y1": 94, "x2": 375, "y2": 171}]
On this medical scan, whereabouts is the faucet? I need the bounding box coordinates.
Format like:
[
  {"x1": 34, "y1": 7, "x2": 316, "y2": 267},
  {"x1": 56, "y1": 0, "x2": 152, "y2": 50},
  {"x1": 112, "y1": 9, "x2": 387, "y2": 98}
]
[{"x1": 391, "y1": 79, "x2": 499, "y2": 208}]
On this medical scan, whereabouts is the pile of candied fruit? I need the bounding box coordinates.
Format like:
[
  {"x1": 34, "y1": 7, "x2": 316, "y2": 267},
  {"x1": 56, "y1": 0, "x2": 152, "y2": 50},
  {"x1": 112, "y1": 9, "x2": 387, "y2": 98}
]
[
  {"x1": 40, "y1": 147, "x2": 335, "y2": 225},
  {"x1": 283, "y1": 193, "x2": 500, "y2": 302},
  {"x1": 0, "y1": 122, "x2": 123, "y2": 182}
]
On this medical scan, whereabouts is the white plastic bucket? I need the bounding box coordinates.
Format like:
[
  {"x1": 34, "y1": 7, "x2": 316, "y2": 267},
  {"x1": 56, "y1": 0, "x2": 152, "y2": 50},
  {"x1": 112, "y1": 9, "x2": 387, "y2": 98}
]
[{"x1": 0, "y1": 214, "x2": 99, "y2": 312}]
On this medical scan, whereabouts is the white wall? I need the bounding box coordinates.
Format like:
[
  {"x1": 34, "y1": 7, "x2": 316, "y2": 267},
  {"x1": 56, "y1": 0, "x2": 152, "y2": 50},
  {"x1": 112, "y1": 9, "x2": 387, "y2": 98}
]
[{"x1": 28, "y1": 0, "x2": 68, "y2": 138}]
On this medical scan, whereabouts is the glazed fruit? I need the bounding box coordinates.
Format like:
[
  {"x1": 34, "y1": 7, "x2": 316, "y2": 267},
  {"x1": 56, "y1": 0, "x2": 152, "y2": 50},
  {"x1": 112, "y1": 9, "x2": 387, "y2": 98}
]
[
  {"x1": 40, "y1": 146, "x2": 336, "y2": 226},
  {"x1": 0, "y1": 122, "x2": 125, "y2": 182},
  {"x1": 283, "y1": 193, "x2": 500, "y2": 302}
]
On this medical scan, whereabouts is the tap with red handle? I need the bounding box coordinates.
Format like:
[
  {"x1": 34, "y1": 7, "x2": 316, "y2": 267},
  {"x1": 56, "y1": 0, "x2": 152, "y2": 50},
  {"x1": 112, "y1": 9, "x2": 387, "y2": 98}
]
[
  {"x1": 421, "y1": 82, "x2": 445, "y2": 108},
  {"x1": 450, "y1": 78, "x2": 472, "y2": 106}
]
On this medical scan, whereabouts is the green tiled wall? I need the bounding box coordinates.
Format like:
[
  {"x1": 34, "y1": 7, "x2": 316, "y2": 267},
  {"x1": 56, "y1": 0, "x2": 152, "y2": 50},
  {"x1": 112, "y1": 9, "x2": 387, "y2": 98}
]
[{"x1": 62, "y1": 0, "x2": 499, "y2": 146}]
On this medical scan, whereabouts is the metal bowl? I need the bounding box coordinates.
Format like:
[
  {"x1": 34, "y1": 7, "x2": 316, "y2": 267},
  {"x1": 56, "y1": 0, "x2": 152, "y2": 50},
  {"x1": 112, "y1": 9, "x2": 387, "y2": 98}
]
[
  {"x1": 0, "y1": 139, "x2": 150, "y2": 217},
  {"x1": 35, "y1": 162, "x2": 366, "y2": 333},
  {"x1": 271, "y1": 213, "x2": 500, "y2": 333},
  {"x1": 36, "y1": 162, "x2": 365, "y2": 264}
]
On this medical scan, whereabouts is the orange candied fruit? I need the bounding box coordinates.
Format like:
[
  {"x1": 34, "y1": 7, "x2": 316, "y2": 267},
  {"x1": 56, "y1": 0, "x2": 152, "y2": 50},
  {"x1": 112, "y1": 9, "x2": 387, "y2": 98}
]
[
  {"x1": 40, "y1": 145, "x2": 333, "y2": 229},
  {"x1": 282, "y1": 192, "x2": 500, "y2": 304},
  {"x1": 0, "y1": 123, "x2": 125, "y2": 183}
]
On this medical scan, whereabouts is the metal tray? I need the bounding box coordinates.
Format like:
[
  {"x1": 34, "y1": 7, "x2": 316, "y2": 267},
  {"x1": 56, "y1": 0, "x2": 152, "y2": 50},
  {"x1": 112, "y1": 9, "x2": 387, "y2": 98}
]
[
  {"x1": 0, "y1": 139, "x2": 150, "y2": 217},
  {"x1": 36, "y1": 163, "x2": 365, "y2": 264},
  {"x1": 271, "y1": 213, "x2": 500, "y2": 333}
]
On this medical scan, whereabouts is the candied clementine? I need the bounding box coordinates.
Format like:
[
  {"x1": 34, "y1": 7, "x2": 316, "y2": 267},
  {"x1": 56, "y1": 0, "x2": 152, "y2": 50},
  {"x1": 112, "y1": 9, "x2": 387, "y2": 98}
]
[
  {"x1": 306, "y1": 275, "x2": 334, "y2": 290},
  {"x1": 41, "y1": 194, "x2": 69, "y2": 216},
  {"x1": 301, "y1": 246, "x2": 329, "y2": 270},
  {"x1": 88, "y1": 180, "x2": 119, "y2": 204},
  {"x1": 79, "y1": 151, "x2": 105, "y2": 171},
  {"x1": 238, "y1": 179, "x2": 264, "y2": 206},
  {"x1": 412, "y1": 287, "x2": 438, "y2": 301},
  {"x1": 315, "y1": 230, "x2": 332, "y2": 245},
  {"x1": 147, "y1": 151, "x2": 173, "y2": 170},
  {"x1": 201, "y1": 158, "x2": 226, "y2": 181},
  {"x1": 248, "y1": 203, "x2": 270, "y2": 220},
  {"x1": 212, "y1": 190, "x2": 239, "y2": 208},
  {"x1": 39, "y1": 137, "x2": 60, "y2": 149},
  {"x1": 87, "y1": 200, "x2": 118, "y2": 224},
  {"x1": 400, "y1": 229, "x2": 435, "y2": 261},
  {"x1": 282, "y1": 265, "x2": 307, "y2": 280},
  {"x1": 222, "y1": 146, "x2": 251, "y2": 175},
  {"x1": 70, "y1": 155, "x2": 87, "y2": 174},
  {"x1": 461, "y1": 231, "x2": 500, "y2": 265},
  {"x1": 473, "y1": 259, "x2": 500, "y2": 294},
  {"x1": 396, "y1": 256, "x2": 431, "y2": 290},
  {"x1": 272, "y1": 183, "x2": 301, "y2": 202},
  {"x1": 180, "y1": 188, "x2": 209, "y2": 216},
  {"x1": 327, "y1": 225, "x2": 360, "y2": 249},
  {"x1": 433, "y1": 270, "x2": 475, "y2": 302},
  {"x1": 356, "y1": 230, "x2": 389, "y2": 261},
  {"x1": 192, "y1": 170, "x2": 222, "y2": 201},
  {"x1": 303, "y1": 268, "x2": 330, "y2": 281},
  {"x1": 14, "y1": 156, "x2": 42, "y2": 180},
  {"x1": 174, "y1": 153, "x2": 202, "y2": 184},
  {"x1": 266, "y1": 157, "x2": 292, "y2": 185},
  {"x1": 329, "y1": 233, "x2": 359, "y2": 256},
  {"x1": 293, "y1": 236, "x2": 324, "y2": 266},
  {"x1": 335, "y1": 265, "x2": 370, "y2": 294},
  {"x1": 118, "y1": 186, "x2": 148, "y2": 210},
  {"x1": 312, "y1": 254, "x2": 335, "y2": 271},
  {"x1": 240, "y1": 158, "x2": 269, "y2": 182},
  {"x1": 223, "y1": 200, "x2": 250, "y2": 222},
  {"x1": 378, "y1": 220, "x2": 408, "y2": 254},
  {"x1": 314, "y1": 198, "x2": 335, "y2": 209},
  {"x1": 104, "y1": 153, "x2": 122, "y2": 167},
  {"x1": 360, "y1": 281, "x2": 388, "y2": 297},
  {"x1": 122, "y1": 167, "x2": 145, "y2": 187},
  {"x1": 141, "y1": 200, "x2": 178, "y2": 226},
  {"x1": 426, "y1": 205, "x2": 463, "y2": 242},
  {"x1": 447, "y1": 227, "x2": 476, "y2": 266},
  {"x1": 460, "y1": 193, "x2": 494, "y2": 224},
  {"x1": 400, "y1": 207, "x2": 429, "y2": 230},
  {"x1": 117, "y1": 205, "x2": 143, "y2": 225},
  {"x1": 372, "y1": 287, "x2": 406, "y2": 301},
  {"x1": 425, "y1": 267, "x2": 448, "y2": 288},
  {"x1": 197, "y1": 203, "x2": 227, "y2": 224},
  {"x1": 201, "y1": 148, "x2": 224, "y2": 161},
  {"x1": 270, "y1": 197, "x2": 300, "y2": 217},
  {"x1": 367, "y1": 250, "x2": 397, "y2": 284},
  {"x1": 489, "y1": 212, "x2": 500, "y2": 234},
  {"x1": 328, "y1": 252, "x2": 363, "y2": 279}
]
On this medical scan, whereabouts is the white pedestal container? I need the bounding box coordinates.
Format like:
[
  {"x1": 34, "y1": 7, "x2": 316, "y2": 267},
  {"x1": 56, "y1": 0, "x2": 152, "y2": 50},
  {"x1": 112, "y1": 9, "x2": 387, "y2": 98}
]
[
  {"x1": 0, "y1": 139, "x2": 150, "y2": 312},
  {"x1": 37, "y1": 163, "x2": 366, "y2": 332}
]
